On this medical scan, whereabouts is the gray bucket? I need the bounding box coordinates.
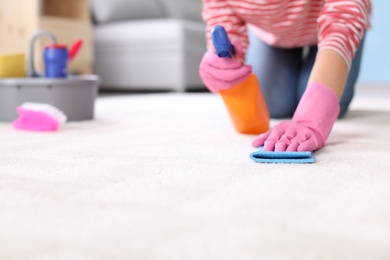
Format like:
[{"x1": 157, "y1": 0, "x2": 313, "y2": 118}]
[{"x1": 0, "y1": 75, "x2": 99, "y2": 122}]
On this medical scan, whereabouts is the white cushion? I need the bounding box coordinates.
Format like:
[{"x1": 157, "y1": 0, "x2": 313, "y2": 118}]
[
  {"x1": 94, "y1": 19, "x2": 206, "y2": 51},
  {"x1": 93, "y1": 19, "x2": 206, "y2": 91},
  {"x1": 161, "y1": 0, "x2": 203, "y2": 21},
  {"x1": 90, "y1": 0, "x2": 165, "y2": 24}
]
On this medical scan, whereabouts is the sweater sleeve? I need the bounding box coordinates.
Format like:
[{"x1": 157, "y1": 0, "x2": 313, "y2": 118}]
[
  {"x1": 202, "y1": 0, "x2": 249, "y2": 59},
  {"x1": 317, "y1": 0, "x2": 372, "y2": 69}
]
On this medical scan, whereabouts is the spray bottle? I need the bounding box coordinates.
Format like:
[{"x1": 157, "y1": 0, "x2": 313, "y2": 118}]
[{"x1": 211, "y1": 25, "x2": 269, "y2": 135}]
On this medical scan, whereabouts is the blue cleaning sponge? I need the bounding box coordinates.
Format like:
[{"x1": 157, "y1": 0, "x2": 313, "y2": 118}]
[{"x1": 250, "y1": 146, "x2": 315, "y2": 164}]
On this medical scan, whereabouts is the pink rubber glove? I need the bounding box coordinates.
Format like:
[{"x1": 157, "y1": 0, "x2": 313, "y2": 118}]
[
  {"x1": 252, "y1": 82, "x2": 340, "y2": 152},
  {"x1": 199, "y1": 41, "x2": 252, "y2": 93}
]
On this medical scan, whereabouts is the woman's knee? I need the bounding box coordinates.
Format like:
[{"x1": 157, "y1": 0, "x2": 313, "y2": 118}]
[
  {"x1": 338, "y1": 103, "x2": 349, "y2": 118},
  {"x1": 267, "y1": 99, "x2": 296, "y2": 118}
]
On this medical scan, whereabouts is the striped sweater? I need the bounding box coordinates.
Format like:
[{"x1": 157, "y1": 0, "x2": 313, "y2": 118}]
[{"x1": 202, "y1": 0, "x2": 371, "y2": 68}]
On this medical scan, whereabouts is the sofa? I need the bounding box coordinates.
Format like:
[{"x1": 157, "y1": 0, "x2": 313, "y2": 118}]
[{"x1": 90, "y1": 0, "x2": 207, "y2": 92}]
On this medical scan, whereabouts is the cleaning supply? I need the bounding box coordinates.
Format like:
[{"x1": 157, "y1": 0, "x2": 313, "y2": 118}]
[
  {"x1": 0, "y1": 53, "x2": 26, "y2": 78},
  {"x1": 250, "y1": 146, "x2": 315, "y2": 164},
  {"x1": 0, "y1": 30, "x2": 98, "y2": 124},
  {"x1": 252, "y1": 82, "x2": 340, "y2": 152},
  {"x1": 28, "y1": 31, "x2": 82, "y2": 78},
  {"x1": 211, "y1": 25, "x2": 269, "y2": 135},
  {"x1": 13, "y1": 102, "x2": 67, "y2": 132}
]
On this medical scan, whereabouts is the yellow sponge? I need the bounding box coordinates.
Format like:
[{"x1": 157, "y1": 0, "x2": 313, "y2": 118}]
[{"x1": 0, "y1": 53, "x2": 26, "y2": 78}]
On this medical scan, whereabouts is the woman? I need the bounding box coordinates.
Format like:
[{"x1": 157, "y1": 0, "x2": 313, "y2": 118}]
[{"x1": 199, "y1": 0, "x2": 372, "y2": 152}]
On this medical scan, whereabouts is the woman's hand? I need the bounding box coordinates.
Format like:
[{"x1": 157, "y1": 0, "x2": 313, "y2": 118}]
[
  {"x1": 199, "y1": 41, "x2": 252, "y2": 93},
  {"x1": 252, "y1": 121, "x2": 324, "y2": 152},
  {"x1": 252, "y1": 82, "x2": 340, "y2": 152}
]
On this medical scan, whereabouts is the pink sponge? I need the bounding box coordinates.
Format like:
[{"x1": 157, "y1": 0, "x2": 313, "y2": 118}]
[{"x1": 13, "y1": 103, "x2": 67, "y2": 132}]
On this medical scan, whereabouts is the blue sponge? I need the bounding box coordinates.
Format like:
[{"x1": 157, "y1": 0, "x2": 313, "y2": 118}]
[{"x1": 250, "y1": 146, "x2": 315, "y2": 164}]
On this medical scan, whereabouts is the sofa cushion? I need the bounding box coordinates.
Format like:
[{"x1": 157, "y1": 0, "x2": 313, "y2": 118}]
[
  {"x1": 161, "y1": 0, "x2": 203, "y2": 21},
  {"x1": 93, "y1": 19, "x2": 206, "y2": 90},
  {"x1": 90, "y1": 0, "x2": 166, "y2": 24},
  {"x1": 94, "y1": 19, "x2": 206, "y2": 51}
]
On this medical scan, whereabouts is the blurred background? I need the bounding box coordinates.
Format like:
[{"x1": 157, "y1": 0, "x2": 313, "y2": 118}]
[
  {"x1": 0, "y1": 0, "x2": 388, "y2": 92},
  {"x1": 89, "y1": 0, "x2": 390, "y2": 90},
  {"x1": 359, "y1": 1, "x2": 390, "y2": 85}
]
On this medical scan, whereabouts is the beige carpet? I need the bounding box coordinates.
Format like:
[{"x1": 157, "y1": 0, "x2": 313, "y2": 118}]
[{"x1": 1, "y1": 88, "x2": 390, "y2": 260}]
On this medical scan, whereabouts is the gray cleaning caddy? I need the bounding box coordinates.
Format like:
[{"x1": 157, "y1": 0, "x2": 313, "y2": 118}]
[{"x1": 0, "y1": 75, "x2": 99, "y2": 122}]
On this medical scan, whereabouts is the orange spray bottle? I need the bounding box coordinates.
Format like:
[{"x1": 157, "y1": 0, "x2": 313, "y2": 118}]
[{"x1": 211, "y1": 25, "x2": 269, "y2": 135}]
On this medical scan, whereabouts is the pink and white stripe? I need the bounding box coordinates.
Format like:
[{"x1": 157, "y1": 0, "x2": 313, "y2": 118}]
[{"x1": 202, "y1": 0, "x2": 371, "y2": 68}]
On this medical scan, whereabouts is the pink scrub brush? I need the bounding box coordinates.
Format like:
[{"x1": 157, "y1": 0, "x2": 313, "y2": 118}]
[{"x1": 13, "y1": 102, "x2": 67, "y2": 132}]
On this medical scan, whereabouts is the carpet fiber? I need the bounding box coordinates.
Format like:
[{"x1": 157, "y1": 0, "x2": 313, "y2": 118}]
[{"x1": 1, "y1": 89, "x2": 390, "y2": 260}]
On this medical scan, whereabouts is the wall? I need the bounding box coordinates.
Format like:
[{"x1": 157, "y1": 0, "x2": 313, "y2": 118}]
[{"x1": 359, "y1": 1, "x2": 390, "y2": 85}]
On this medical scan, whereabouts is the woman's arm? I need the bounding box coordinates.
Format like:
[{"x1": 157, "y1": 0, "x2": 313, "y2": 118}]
[
  {"x1": 202, "y1": 0, "x2": 248, "y2": 59},
  {"x1": 252, "y1": 0, "x2": 372, "y2": 152},
  {"x1": 312, "y1": 0, "x2": 372, "y2": 98},
  {"x1": 308, "y1": 49, "x2": 348, "y2": 99},
  {"x1": 199, "y1": 0, "x2": 253, "y2": 93}
]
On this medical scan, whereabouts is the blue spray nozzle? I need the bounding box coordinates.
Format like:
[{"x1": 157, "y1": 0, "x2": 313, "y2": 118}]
[{"x1": 211, "y1": 25, "x2": 235, "y2": 58}]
